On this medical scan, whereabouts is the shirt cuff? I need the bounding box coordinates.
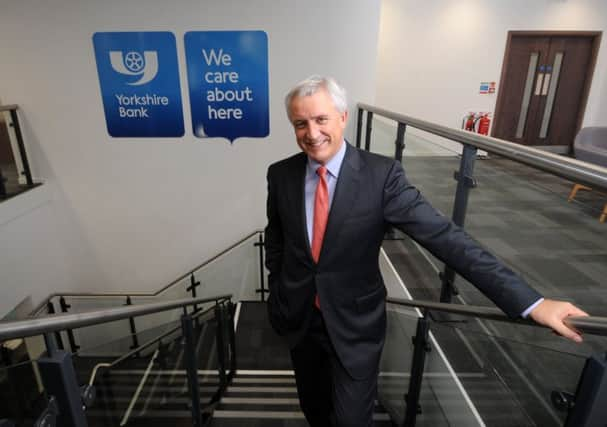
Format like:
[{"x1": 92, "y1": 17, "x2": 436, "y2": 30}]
[{"x1": 521, "y1": 298, "x2": 544, "y2": 318}]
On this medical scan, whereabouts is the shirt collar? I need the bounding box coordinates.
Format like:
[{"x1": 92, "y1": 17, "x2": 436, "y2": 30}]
[{"x1": 307, "y1": 140, "x2": 347, "y2": 179}]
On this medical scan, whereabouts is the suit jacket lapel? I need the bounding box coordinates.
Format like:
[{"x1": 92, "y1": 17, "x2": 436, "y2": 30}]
[
  {"x1": 287, "y1": 153, "x2": 312, "y2": 259},
  {"x1": 319, "y1": 143, "x2": 362, "y2": 263}
]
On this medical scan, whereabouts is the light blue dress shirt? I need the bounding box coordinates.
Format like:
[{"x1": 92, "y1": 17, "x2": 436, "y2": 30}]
[{"x1": 302, "y1": 140, "x2": 541, "y2": 317}]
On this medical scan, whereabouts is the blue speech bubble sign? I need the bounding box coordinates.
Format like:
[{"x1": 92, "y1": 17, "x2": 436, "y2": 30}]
[
  {"x1": 93, "y1": 32, "x2": 184, "y2": 138},
  {"x1": 185, "y1": 31, "x2": 269, "y2": 143}
]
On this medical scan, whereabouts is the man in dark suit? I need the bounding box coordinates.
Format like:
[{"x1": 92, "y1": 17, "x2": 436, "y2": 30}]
[{"x1": 265, "y1": 76, "x2": 587, "y2": 426}]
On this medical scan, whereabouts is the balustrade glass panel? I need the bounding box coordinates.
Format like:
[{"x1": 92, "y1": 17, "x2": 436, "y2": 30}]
[{"x1": 38, "y1": 233, "x2": 260, "y2": 353}]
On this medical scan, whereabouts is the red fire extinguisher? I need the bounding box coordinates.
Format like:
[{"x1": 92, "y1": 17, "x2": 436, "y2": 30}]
[
  {"x1": 464, "y1": 113, "x2": 476, "y2": 132},
  {"x1": 477, "y1": 113, "x2": 491, "y2": 135}
]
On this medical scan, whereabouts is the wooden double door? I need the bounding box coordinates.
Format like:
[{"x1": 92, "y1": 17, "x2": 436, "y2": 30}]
[{"x1": 492, "y1": 32, "x2": 600, "y2": 153}]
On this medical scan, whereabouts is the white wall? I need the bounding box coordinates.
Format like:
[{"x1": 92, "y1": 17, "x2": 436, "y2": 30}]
[
  {"x1": 376, "y1": 0, "x2": 607, "y2": 143},
  {"x1": 0, "y1": 0, "x2": 381, "y2": 316}
]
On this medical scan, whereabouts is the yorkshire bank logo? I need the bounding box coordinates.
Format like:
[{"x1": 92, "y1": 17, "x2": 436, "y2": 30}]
[
  {"x1": 93, "y1": 32, "x2": 184, "y2": 137},
  {"x1": 109, "y1": 51, "x2": 158, "y2": 85}
]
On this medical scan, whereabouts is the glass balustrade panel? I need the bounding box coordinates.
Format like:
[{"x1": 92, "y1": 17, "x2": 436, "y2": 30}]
[
  {"x1": 427, "y1": 317, "x2": 594, "y2": 426},
  {"x1": 45, "y1": 296, "x2": 133, "y2": 357},
  {"x1": 380, "y1": 249, "x2": 480, "y2": 426},
  {"x1": 458, "y1": 155, "x2": 607, "y2": 322},
  {"x1": 381, "y1": 304, "x2": 599, "y2": 426},
  {"x1": 37, "y1": 233, "x2": 260, "y2": 355},
  {"x1": 75, "y1": 308, "x2": 223, "y2": 426},
  {"x1": 131, "y1": 233, "x2": 260, "y2": 331},
  {"x1": 367, "y1": 116, "x2": 398, "y2": 158},
  {"x1": 404, "y1": 152, "x2": 607, "y2": 377},
  {"x1": 380, "y1": 305, "x2": 483, "y2": 426}
]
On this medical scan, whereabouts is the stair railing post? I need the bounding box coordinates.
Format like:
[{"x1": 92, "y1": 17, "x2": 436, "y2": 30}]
[
  {"x1": 226, "y1": 300, "x2": 237, "y2": 379},
  {"x1": 187, "y1": 274, "x2": 201, "y2": 314},
  {"x1": 8, "y1": 109, "x2": 33, "y2": 186},
  {"x1": 356, "y1": 107, "x2": 364, "y2": 148},
  {"x1": 215, "y1": 303, "x2": 228, "y2": 388},
  {"x1": 181, "y1": 312, "x2": 202, "y2": 427},
  {"x1": 59, "y1": 297, "x2": 79, "y2": 352},
  {"x1": 125, "y1": 296, "x2": 140, "y2": 357},
  {"x1": 364, "y1": 111, "x2": 373, "y2": 151},
  {"x1": 404, "y1": 313, "x2": 431, "y2": 427},
  {"x1": 46, "y1": 301, "x2": 65, "y2": 350},
  {"x1": 439, "y1": 143, "x2": 478, "y2": 303},
  {"x1": 254, "y1": 233, "x2": 267, "y2": 302},
  {"x1": 394, "y1": 122, "x2": 407, "y2": 163},
  {"x1": 37, "y1": 333, "x2": 88, "y2": 426}
]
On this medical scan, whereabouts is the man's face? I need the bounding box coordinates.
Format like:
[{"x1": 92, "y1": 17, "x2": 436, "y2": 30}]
[{"x1": 288, "y1": 89, "x2": 348, "y2": 165}]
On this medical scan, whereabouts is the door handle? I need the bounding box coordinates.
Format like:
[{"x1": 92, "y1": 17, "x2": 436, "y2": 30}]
[
  {"x1": 535, "y1": 73, "x2": 544, "y2": 96},
  {"x1": 541, "y1": 73, "x2": 551, "y2": 96}
]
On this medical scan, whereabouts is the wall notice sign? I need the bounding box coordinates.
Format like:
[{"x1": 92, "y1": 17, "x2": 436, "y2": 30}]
[
  {"x1": 93, "y1": 32, "x2": 184, "y2": 137},
  {"x1": 184, "y1": 31, "x2": 269, "y2": 142},
  {"x1": 479, "y1": 81, "x2": 496, "y2": 94}
]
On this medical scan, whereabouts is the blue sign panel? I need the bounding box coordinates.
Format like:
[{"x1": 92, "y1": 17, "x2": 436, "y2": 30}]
[
  {"x1": 184, "y1": 31, "x2": 269, "y2": 142},
  {"x1": 93, "y1": 32, "x2": 184, "y2": 137}
]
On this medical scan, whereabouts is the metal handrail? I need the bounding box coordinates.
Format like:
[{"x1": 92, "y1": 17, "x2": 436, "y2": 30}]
[
  {"x1": 387, "y1": 297, "x2": 607, "y2": 337},
  {"x1": 30, "y1": 230, "x2": 263, "y2": 315},
  {"x1": 358, "y1": 102, "x2": 607, "y2": 191},
  {"x1": 0, "y1": 294, "x2": 231, "y2": 342}
]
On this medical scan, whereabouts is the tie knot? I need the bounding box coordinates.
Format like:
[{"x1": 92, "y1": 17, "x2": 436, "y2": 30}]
[{"x1": 317, "y1": 166, "x2": 327, "y2": 178}]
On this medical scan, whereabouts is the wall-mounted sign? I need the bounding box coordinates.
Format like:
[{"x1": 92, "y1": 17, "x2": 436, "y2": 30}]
[
  {"x1": 479, "y1": 81, "x2": 496, "y2": 94},
  {"x1": 93, "y1": 32, "x2": 184, "y2": 137},
  {"x1": 184, "y1": 31, "x2": 269, "y2": 142}
]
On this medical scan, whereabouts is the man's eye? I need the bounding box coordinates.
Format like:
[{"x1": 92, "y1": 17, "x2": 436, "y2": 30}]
[
  {"x1": 294, "y1": 122, "x2": 306, "y2": 129},
  {"x1": 317, "y1": 117, "x2": 328, "y2": 124}
]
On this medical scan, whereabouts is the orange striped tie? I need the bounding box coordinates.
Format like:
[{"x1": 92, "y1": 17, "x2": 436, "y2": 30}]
[{"x1": 311, "y1": 166, "x2": 329, "y2": 309}]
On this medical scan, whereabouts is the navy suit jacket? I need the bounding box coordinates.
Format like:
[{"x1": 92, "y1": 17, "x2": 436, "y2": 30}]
[{"x1": 264, "y1": 142, "x2": 541, "y2": 379}]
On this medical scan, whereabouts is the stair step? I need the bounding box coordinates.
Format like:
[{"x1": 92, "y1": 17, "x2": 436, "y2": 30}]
[
  {"x1": 86, "y1": 371, "x2": 393, "y2": 425},
  {"x1": 213, "y1": 410, "x2": 392, "y2": 421},
  {"x1": 88, "y1": 408, "x2": 392, "y2": 421}
]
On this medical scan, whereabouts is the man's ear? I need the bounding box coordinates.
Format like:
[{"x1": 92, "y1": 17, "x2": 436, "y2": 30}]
[{"x1": 340, "y1": 110, "x2": 348, "y2": 128}]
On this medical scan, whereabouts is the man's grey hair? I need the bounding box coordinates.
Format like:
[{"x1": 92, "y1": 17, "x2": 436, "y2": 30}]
[{"x1": 285, "y1": 75, "x2": 348, "y2": 117}]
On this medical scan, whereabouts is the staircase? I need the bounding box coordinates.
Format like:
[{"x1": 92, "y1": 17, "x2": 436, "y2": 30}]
[{"x1": 77, "y1": 302, "x2": 395, "y2": 426}]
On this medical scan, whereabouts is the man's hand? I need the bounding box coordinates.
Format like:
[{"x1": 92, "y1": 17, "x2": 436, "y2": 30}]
[{"x1": 529, "y1": 299, "x2": 589, "y2": 343}]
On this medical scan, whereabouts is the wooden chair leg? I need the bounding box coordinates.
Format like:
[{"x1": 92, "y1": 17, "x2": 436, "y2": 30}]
[
  {"x1": 600, "y1": 204, "x2": 607, "y2": 223},
  {"x1": 568, "y1": 183, "x2": 592, "y2": 202}
]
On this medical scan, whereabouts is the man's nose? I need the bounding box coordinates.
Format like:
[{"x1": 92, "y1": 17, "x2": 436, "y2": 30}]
[{"x1": 306, "y1": 123, "x2": 320, "y2": 140}]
